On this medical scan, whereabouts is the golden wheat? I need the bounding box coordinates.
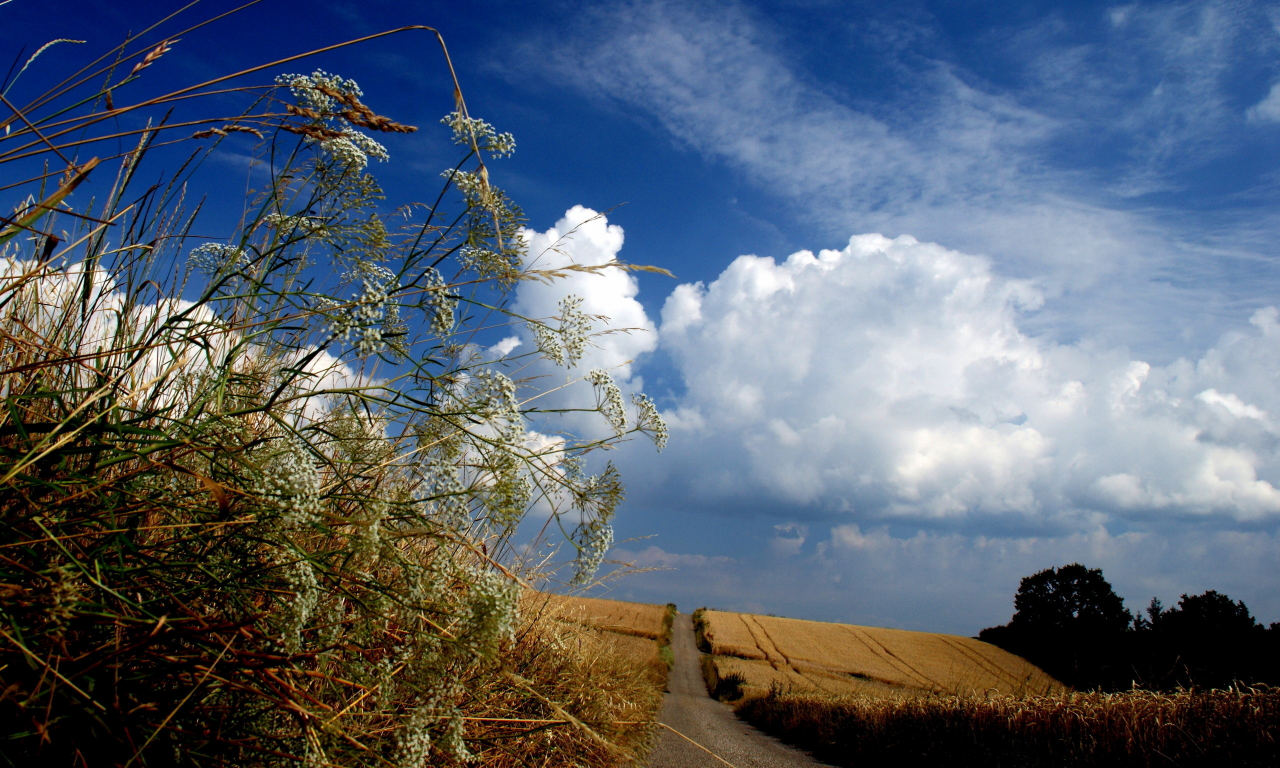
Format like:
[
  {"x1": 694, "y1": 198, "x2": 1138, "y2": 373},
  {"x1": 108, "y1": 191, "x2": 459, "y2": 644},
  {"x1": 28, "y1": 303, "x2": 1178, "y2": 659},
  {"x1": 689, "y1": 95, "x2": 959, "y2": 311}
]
[
  {"x1": 738, "y1": 687, "x2": 1280, "y2": 767},
  {"x1": 544, "y1": 594, "x2": 672, "y2": 641},
  {"x1": 702, "y1": 610, "x2": 1062, "y2": 697}
]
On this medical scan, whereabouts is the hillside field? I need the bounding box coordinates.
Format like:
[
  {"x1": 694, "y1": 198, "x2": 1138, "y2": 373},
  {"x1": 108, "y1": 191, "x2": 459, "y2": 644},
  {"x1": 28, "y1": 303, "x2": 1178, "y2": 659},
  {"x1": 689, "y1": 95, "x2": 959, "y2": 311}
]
[
  {"x1": 697, "y1": 609, "x2": 1063, "y2": 699},
  {"x1": 542, "y1": 594, "x2": 675, "y2": 641}
]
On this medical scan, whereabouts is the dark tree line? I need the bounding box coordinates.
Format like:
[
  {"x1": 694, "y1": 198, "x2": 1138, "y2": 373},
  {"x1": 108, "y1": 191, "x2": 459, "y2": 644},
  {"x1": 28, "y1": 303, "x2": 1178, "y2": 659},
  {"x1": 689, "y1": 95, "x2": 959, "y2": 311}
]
[{"x1": 979, "y1": 564, "x2": 1280, "y2": 691}]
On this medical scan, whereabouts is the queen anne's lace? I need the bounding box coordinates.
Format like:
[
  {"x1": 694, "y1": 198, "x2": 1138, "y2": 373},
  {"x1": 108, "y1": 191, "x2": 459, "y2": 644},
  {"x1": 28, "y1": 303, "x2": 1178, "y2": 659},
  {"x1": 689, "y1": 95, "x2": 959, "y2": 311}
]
[
  {"x1": 530, "y1": 295, "x2": 591, "y2": 367},
  {"x1": 276, "y1": 71, "x2": 390, "y2": 170},
  {"x1": 588, "y1": 369, "x2": 627, "y2": 436},
  {"x1": 632, "y1": 392, "x2": 669, "y2": 451},
  {"x1": 189, "y1": 243, "x2": 249, "y2": 276},
  {"x1": 255, "y1": 440, "x2": 322, "y2": 526},
  {"x1": 324, "y1": 261, "x2": 401, "y2": 355},
  {"x1": 442, "y1": 112, "x2": 516, "y2": 158}
]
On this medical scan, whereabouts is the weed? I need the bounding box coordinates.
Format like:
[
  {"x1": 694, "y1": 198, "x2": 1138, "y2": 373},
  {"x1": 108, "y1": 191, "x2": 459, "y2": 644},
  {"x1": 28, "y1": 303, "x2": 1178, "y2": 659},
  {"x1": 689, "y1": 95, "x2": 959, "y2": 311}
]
[{"x1": 0, "y1": 10, "x2": 664, "y2": 767}]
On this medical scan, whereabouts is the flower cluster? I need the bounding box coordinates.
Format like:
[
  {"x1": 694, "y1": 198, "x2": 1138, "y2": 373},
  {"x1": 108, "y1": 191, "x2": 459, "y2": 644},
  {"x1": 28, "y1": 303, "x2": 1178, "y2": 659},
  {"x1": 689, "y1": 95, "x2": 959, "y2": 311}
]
[
  {"x1": 280, "y1": 557, "x2": 320, "y2": 652},
  {"x1": 254, "y1": 439, "x2": 322, "y2": 526},
  {"x1": 588, "y1": 368, "x2": 627, "y2": 436},
  {"x1": 422, "y1": 266, "x2": 455, "y2": 336},
  {"x1": 264, "y1": 211, "x2": 327, "y2": 238},
  {"x1": 189, "y1": 242, "x2": 249, "y2": 277},
  {"x1": 442, "y1": 111, "x2": 516, "y2": 158},
  {"x1": 465, "y1": 567, "x2": 520, "y2": 653},
  {"x1": 277, "y1": 70, "x2": 362, "y2": 113},
  {"x1": 632, "y1": 392, "x2": 669, "y2": 451},
  {"x1": 276, "y1": 71, "x2": 390, "y2": 171},
  {"x1": 530, "y1": 295, "x2": 591, "y2": 367},
  {"x1": 319, "y1": 130, "x2": 388, "y2": 172},
  {"x1": 444, "y1": 169, "x2": 493, "y2": 207},
  {"x1": 325, "y1": 260, "x2": 399, "y2": 355}
]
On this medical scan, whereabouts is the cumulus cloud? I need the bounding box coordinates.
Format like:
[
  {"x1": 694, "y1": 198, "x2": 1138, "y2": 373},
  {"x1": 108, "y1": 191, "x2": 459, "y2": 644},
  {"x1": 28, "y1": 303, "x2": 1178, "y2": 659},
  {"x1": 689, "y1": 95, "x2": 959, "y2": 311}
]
[
  {"x1": 653, "y1": 233, "x2": 1280, "y2": 528},
  {"x1": 502, "y1": 213, "x2": 1280, "y2": 627},
  {"x1": 517, "y1": 206, "x2": 656, "y2": 372}
]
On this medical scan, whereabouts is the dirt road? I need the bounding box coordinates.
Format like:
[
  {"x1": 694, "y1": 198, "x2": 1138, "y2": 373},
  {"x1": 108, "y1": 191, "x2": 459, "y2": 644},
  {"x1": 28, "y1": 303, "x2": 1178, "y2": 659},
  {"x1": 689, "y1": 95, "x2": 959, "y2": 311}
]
[{"x1": 646, "y1": 614, "x2": 831, "y2": 768}]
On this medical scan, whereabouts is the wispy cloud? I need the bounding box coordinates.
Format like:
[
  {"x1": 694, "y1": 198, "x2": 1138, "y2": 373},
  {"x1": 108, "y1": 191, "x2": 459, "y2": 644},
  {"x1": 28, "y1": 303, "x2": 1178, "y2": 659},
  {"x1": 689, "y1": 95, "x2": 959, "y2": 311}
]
[{"x1": 532, "y1": 0, "x2": 1280, "y2": 357}]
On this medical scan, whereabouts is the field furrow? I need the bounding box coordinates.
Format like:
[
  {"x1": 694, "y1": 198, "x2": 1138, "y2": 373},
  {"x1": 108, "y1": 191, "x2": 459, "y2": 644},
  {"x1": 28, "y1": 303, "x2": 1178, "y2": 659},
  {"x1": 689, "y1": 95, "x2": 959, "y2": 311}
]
[{"x1": 700, "y1": 609, "x2": 1064, "y2": 700}]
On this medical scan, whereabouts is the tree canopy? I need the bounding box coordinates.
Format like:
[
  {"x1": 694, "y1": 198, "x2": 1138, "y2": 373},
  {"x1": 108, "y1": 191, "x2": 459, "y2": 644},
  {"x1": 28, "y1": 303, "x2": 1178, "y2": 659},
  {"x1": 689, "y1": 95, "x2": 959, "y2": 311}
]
[{"x1": 1009, "y1": 563, "x2": 1133, "y2": 635}]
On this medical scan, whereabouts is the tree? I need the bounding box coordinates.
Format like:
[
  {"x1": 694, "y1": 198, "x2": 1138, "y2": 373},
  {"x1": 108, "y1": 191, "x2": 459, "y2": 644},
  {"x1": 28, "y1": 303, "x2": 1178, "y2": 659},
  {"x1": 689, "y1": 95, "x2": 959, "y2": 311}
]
[
  {"x1": 980, "y1": 563, "x2": 1133, "y2": 690},
  {"x1": 1009, "y1": 563, "x2": 1133, "y2": 634},
  {"x1": 1160, "y1": 590, "x2": 1261, "y2": 637}
]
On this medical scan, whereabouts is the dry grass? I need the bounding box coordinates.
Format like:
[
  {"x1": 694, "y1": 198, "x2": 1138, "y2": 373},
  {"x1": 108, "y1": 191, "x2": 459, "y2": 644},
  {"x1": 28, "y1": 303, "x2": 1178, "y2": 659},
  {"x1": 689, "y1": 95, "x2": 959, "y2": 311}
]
[
  {"x1": 737, "y1": 687, "x2": 1280, "y2": 767},
  {"x1": 700, "y1": 610, "x2": 1061, "y2": 698},
  {"x1": 544, "y1": 594, "x2": 674, "y2": 641},
  {"x1": 453, "y1": 594, "x2": 668, "y2": 767}
]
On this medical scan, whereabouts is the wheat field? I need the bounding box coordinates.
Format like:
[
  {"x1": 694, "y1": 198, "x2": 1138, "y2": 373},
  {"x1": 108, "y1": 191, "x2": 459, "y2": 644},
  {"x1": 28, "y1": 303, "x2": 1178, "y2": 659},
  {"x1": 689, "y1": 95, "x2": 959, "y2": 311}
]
[
  {"x1": 738, "y1": 687, "x2": 1280, "y2": 767},
  {"x1": 700, "y1": 610, "x2": 1062, "y2": 698},
  {"x1": 543, "y1": 594, "x2": 674, "y2": 641}
]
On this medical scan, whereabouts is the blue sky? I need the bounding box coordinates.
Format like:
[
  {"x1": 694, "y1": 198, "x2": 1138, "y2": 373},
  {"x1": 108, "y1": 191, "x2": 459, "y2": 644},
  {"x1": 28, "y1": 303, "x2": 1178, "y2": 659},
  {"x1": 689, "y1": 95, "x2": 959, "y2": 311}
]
[{"x1": 9, "y1": 0, "x2": 1280, "y2": 634}]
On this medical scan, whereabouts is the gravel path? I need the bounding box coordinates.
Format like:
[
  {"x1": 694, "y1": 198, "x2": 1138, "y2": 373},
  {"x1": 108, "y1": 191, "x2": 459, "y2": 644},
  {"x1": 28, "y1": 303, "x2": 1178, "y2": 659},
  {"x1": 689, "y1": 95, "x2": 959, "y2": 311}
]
[{"x1": 645, "y1": 614, "x2": 832, "y2": 768}]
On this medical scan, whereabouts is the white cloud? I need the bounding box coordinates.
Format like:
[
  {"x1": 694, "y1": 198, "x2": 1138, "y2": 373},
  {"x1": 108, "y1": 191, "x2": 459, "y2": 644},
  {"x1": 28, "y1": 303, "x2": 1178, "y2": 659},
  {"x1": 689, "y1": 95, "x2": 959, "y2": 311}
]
[
  {"x1": 518, "y1": 206, "x2": 656, "y2": 373},
  {"x1": 611, "y1": 545, "x2": 734, "y2": 569},
  {"x1": 652, "y1": 232, "x2": 1280, "y2": 525},
  {"x1": 1248, "y1": 82, "x2": 1280, "y2": 122},
  {"x1": 488, "y1": 335, "x2": 522, "y2": 358}
]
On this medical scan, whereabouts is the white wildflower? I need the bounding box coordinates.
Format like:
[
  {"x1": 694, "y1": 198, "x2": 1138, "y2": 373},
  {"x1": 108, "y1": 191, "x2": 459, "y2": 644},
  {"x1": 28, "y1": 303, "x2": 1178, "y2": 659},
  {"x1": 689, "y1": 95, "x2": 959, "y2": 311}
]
[
  {"x1": 632, "y1": 392, "x2": 668, "y2": 451},
  {"x1": 280, "y1": 557, "x2": 320, "y2": 652},
  {"x1": 588, "y1": 368, "x2": 627, "y2": 436},
  {"x1": 441, "y1": 111, "x2": 515, "y2": 158},
  {"x1": 189, "y1": 243, "x2": 249, "y2": 276},
  {"x1": 423, "y1": 267, "x2": 455, "y2": 336},
  {"x1": 276, "y1": 70, "x2": 362, "y2": 114},
  {"x1": 530, "y1": 295, "x2": 591, "y2": 367},
  {"x1": 255, "y1": 439, "x2": 322, "y2": 526},
  {"x1": 320, "y1": 130, "x2": 389, "y2": 171},
  {"x1": 466, "y1": 567, "x2": 519, "y2": 653},
  {"x1": 326, "y1": 261, "x2": 400, "y2": 355},
  {"x1": 570, "y1": 516, "x2": 614, "y2": 587}
]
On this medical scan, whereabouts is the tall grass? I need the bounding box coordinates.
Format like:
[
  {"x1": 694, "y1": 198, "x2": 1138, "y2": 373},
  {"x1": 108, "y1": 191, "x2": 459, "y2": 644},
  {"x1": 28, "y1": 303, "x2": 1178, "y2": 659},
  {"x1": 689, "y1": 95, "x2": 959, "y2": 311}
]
[
  {"x1": 0, "y1": 12, "x2": 664, "y2": 767},
  {"x1": 738, "y1": 687, "x2": 1280, "y2": 767}
]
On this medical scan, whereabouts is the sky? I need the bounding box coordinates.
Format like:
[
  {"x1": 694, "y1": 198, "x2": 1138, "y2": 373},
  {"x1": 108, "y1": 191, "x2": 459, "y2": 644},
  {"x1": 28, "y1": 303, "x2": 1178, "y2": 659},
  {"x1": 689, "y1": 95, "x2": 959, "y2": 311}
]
[{"x1": 8, "y1": 0, "x2": 1280, "y2": 635}]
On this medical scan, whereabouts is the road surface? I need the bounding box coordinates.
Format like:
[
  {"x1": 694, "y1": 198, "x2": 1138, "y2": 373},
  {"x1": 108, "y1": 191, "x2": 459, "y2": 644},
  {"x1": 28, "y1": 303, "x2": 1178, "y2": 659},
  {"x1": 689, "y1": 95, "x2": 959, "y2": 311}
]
[{"x1": 646, "y1": 614, "x2": 832, "y2": 768}]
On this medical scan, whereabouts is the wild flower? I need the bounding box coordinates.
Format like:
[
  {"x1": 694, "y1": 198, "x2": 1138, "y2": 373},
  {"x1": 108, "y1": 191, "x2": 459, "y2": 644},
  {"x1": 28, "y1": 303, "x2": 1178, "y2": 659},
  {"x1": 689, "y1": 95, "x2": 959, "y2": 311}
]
[
  {"x1": 254, "y1": 439, "x2": 323, "y2": 526},
  {"x1": 632, "y1": 392, "x2": 669, "y2": 451},
  {"x1": 279, "y1": 557, "x2": 320, "y2": 652},
  {"x1": 277, "y1": 70, "x2": 363, "y2": 113},
  {"x1": 189, "y1": 242, "x2": 249, "y2": 276},
  {"x1": 320, "y1": 130, "x2": 388, "y2": 171},
  {"x1": 589, "y1": 368, "x2": 628, "y2": 436},
  {"x1": 0, "y1": 34, "x2": 667, "y2": 767},
  {"x1": 442, "y1": 111, "x2": 516, "y2": 158},
  {"x1": 422, "y1": 266, "x2": 455, "y2": 336}
]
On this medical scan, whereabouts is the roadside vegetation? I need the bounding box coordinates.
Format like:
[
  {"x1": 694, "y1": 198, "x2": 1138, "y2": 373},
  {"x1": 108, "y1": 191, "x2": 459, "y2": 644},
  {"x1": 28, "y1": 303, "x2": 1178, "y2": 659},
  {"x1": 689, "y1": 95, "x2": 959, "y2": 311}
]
[
  {"x1": 737, "y1": 686, "x2": 1280, "y2": 767},
  {"x1": 0, "y1": 9, "x2": 666, "y2": 767},
  {"x1": 540, "y1": 594, "x2": 677, "y2": 682}
]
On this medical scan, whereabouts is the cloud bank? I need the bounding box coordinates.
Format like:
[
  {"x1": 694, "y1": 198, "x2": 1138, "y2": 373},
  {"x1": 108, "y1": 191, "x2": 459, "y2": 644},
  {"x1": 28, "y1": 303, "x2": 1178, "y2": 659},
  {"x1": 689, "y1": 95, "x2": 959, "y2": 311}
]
[
  {"x1": 657, "y1": 233, "x2": 1280, "y2": 527},
  {"x1": 522, "y1": 208, "x2": 1280, "y2": 630}
]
